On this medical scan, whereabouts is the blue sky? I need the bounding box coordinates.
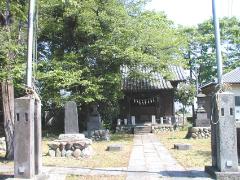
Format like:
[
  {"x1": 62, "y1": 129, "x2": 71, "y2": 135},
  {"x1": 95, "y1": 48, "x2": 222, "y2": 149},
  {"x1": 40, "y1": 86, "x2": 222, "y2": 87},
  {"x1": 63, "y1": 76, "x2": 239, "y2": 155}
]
[{"x1": 145, "y1": 0, "x2": 240, "y2": 26}]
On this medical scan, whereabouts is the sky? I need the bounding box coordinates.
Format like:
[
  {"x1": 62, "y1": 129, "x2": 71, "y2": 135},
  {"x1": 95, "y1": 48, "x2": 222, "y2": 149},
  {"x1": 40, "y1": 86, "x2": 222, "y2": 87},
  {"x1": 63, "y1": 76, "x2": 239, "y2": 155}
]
[{"x1": 145, "y1": 0, "x2": 240, "y2": 26}]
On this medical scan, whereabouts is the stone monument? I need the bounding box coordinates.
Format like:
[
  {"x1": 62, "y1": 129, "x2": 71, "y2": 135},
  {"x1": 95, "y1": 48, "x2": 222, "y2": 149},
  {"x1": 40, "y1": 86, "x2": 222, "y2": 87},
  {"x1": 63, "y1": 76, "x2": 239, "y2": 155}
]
[
  {"x1": 64, "y1": 101, "x2": 79, "y2": 134},
  {"x1": 87, "y1": 104, "x2": 101, "y2": 131}
]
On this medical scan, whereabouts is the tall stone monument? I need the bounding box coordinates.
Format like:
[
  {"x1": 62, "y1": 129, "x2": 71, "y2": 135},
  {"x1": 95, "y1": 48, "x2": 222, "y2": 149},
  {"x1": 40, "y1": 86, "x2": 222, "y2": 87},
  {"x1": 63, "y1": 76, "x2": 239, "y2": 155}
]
[
  {"x1": 64, "y1": 101, "x2": 79, "y2": 134},
  {"x1": 87, "y1": 104, "x2": 101, "y2": 131}
]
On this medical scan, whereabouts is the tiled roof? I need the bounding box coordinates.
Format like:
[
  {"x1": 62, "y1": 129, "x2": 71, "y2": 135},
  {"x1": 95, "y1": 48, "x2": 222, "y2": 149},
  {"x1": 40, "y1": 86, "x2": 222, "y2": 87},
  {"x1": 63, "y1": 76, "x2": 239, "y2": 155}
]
[
  {"x1": 168, "y1": 65, "x2": 186, "y2": 81},
  {"x1": 121, "y1": 65, "x2": 186, "y2": 92},
  {"x1": 201, "y1": 67, "x2": 240, "y2": 90},
  {"x1": 223, "y1": 67, "x2": 240, "y2": 83}
]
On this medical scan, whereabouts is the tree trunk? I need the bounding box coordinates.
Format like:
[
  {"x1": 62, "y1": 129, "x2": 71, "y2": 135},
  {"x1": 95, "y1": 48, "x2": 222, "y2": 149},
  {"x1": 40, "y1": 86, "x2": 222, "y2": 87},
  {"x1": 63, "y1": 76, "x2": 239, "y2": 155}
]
[
  {"x1": 182, "y1": 105, "x2": 185, "y2": 128},
  {"x1": 2, "y1": 80, "x2": 14, "y2": 160}
]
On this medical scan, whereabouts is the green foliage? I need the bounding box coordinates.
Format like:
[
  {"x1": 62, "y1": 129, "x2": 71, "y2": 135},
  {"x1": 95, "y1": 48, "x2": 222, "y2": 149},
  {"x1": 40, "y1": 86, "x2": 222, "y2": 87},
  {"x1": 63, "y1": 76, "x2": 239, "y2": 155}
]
[
  {"x1": 175, "y1": 82, "x2": 195, "y2": 106},
  {"x1": 184, "y1": 17, "x2": 240, "y2": 85},
  {"x1": 0, "y1": 1, "x2": 27, "y2": 96},
  {"x1": 37, "y1": 0, "x2": 186, "y2": 126}
]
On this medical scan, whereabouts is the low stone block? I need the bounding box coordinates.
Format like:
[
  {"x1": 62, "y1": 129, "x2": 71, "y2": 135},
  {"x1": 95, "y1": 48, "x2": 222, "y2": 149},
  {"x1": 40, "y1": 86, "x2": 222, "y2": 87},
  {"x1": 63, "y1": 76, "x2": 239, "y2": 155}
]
[
  {"x1": 174, "y1": 144, "x2": 192, "y2": 150},
  {"x1": 106, "y1": 144, "x2": 123, "y2": 151}
]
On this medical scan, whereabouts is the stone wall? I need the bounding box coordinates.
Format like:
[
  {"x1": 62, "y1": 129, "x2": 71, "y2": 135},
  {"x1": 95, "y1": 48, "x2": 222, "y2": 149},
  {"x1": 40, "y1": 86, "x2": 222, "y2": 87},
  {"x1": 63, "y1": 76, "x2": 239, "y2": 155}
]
[
  {"x1": 186, "y1": 127, "x2": 211, "y2": 139},
  {"x1": 48, "y1": 134, "x2": 93, "y2": 158},
  {"x1": 115, "y1": 125, "x2": 134, "y2": 134},
  {"x1": 152, "y1": 125, "x2": 179, "y2": 133}
]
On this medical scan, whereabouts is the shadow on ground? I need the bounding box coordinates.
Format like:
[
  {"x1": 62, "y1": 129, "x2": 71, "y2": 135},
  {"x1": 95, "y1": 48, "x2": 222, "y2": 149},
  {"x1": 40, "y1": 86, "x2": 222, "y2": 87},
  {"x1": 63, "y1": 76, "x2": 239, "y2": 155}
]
[
  {"x1": 159, "y1": 170, "x2": 211, "y2": 178},
  {"x1": 0, "y1": 174, "x2": 14, "y2": 180}
]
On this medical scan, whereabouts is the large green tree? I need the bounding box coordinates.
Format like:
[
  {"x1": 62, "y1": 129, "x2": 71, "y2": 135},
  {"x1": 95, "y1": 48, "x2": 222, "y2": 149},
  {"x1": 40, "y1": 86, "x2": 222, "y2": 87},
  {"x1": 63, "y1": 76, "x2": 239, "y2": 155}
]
[
  {"x1": 185, "y1": 17, "x2": 240, "y2": 85},
  {"x1": 37, "y1": 0, "x2": 186, "y2": 127},
  {"x1": 0, "y1": 0, "x2": 27, "y2": 159}
]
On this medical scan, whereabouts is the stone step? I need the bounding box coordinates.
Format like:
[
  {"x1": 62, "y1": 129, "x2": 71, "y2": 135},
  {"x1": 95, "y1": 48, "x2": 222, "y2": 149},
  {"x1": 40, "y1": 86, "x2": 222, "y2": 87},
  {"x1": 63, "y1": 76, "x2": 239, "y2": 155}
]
[{"x1": 134, "y1": 126, "x2": 152, "y2": 134}]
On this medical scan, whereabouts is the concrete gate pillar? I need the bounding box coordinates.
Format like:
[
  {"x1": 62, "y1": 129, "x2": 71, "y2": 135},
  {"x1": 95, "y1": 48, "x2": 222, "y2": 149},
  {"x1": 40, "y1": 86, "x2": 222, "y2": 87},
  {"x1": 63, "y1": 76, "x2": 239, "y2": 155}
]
[
  {"x1": 14, "y1": 95, "x2": 42, "y2": 179},
  {"x1": 206, "y1": 92, "x2": 239, "y2": 179}
]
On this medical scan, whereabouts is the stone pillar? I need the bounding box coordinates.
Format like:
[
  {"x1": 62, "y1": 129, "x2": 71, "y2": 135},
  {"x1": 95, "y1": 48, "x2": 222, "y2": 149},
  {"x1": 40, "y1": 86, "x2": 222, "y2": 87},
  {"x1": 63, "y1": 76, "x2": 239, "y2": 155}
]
[
  {"x1": 215, "y1": 93, "x2": 238, "y2": 172},
  {"x1": 206, "y1": 92, "x2": 238, "y2": 176},
  {"x1": 160, "y1": 117, "x2": 163, "y2": 124},
  {"x1": 151, "y1": 115, "x2": 156, "y2": 124},
  {"x1": 124, "y1": 118, "x2": 128, "y2": 125},
  {"x1": 131, "y1": 116, "x2": 135, "y2": 125},
  {"x1": 117, "y1": 119, "x2": 121, "y2": 126},
  {"x1": 34, "y1": 99, "x2": 42, "y2": 175},
  {"x1": 14, "y1": 96, "x2": 35, "y2": 179}
]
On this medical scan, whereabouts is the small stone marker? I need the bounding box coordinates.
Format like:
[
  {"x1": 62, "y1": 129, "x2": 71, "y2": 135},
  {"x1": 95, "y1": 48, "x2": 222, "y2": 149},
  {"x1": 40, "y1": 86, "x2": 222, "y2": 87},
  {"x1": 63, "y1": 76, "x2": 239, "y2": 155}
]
[
  {"x1": 64, "y1": 101, "x2": 79, "y2": 134},
  {"x1": 106, "y1": 144, "x2": 123, "y2": 151},
  {"x1": 174, "y1": 144, "x2": 192, "y2": 150}
]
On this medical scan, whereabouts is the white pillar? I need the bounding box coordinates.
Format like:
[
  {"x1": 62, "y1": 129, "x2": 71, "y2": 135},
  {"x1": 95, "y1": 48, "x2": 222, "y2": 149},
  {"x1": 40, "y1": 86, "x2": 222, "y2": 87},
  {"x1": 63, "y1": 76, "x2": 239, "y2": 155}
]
[
  {"x1": 160, "y1": 117, "x2": 163, "y2": 124},
  {"x1": 151, "y1": 115, "x2": 156, "y2": 124},
  {"x1": 131, "y1": 116, "x2": 135, "y2": 125},
  {"x1": 117, "y1": 119, "x2": 121, "y2": 126},
  {"x1": 124, "y1": 118, "x2": 128, "y2": 125}
]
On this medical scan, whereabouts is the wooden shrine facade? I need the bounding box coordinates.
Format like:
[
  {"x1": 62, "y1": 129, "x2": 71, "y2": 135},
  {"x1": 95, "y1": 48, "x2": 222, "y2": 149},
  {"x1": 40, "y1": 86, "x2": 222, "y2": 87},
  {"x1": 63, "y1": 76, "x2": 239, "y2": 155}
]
[{"x1": 120, "y1": 65, "x2": 186, "y2": 125}]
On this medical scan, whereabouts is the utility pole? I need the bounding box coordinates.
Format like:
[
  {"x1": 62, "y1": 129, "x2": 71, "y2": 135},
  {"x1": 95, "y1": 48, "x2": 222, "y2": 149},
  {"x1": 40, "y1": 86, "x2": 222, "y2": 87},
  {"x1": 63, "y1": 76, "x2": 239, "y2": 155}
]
[
  {"x1": 27, "y1": 0, "x2": 36, "y2": 88},
  {"x1": 212, "y1": 0, "x2": 223, "y2": 85}
]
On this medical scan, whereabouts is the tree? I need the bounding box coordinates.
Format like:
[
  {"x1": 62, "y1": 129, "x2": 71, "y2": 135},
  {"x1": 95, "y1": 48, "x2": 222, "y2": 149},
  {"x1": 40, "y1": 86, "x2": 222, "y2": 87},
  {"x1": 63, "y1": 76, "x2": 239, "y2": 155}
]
[
  {"x1": 184, "y1": 17, "x2": 240, "y2": 85},
  {"x1": 0, "y1": 0, "x2": 27, "y2": 159},
  {"x1": 175, "y1": 82, "x2": 195, "y2": 126},
  {"x1": 37, "y1": 0, "x2": 186, "y2": 127}
]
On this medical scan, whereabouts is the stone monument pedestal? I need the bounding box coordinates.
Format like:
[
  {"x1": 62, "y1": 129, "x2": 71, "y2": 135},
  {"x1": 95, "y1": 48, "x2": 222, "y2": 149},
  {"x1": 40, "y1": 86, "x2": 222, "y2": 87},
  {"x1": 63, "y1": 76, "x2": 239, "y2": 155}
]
[{"x1": 195, "y1": 108, "x2": 210, "y2": 127}]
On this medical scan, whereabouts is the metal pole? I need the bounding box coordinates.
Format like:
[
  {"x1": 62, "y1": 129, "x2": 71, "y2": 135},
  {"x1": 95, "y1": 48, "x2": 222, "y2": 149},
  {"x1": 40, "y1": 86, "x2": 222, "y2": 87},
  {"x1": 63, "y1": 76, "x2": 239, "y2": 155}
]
[
  {"x1": 212, "y1": 0, "x2": 223, "y2": 85},
  {"x1": 27, "y1": 0, "x2": 36, "y2": 88}
]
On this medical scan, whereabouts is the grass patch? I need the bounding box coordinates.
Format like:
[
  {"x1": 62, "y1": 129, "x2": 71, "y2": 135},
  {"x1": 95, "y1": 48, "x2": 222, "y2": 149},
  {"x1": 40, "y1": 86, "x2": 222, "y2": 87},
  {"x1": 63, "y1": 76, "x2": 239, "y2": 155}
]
[
  {"x1": 0, "y1": 151, "x2": 13, "y2": 167},
  {"x1": 157, "y1": 130, "x2": 211, "y2": 168},
  {"x1": 66, "y1": 175, "x2": 126, "y2": 180},
  {"x1": 42, "y1": 133, "x2": 133, "y2": 168}
]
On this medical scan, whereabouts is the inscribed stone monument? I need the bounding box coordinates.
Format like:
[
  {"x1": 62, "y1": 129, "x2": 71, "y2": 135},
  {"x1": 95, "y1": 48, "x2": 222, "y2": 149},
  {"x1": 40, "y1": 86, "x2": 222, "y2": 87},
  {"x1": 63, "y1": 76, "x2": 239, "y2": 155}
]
[
  {"x1": 87, "y1": 104, "x2": 101, "y2": 131},
  {"x1": 64, "y1": 101, "x2": 79, "y2": 134}
]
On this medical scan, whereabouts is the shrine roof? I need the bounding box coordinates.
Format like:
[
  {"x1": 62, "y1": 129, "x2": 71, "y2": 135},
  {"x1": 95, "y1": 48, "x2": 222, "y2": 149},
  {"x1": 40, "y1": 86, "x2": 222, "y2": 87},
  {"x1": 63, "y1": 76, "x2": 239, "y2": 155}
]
[{"x1": 121, "y1": 65, "x2": 186, "y2": 92}]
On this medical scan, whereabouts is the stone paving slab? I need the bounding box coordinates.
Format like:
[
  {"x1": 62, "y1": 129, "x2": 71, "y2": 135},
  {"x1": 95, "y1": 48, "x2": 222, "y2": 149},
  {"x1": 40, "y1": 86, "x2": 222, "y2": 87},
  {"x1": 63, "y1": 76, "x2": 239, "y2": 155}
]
[{"x1": 126, "y1": 133, "x2": 213, "y2": 180}]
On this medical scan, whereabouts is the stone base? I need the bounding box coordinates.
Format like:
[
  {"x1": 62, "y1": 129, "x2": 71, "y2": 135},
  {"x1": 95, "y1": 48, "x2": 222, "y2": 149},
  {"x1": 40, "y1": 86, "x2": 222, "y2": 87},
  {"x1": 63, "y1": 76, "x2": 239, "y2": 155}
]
[
  {"x1": 186, "y1": 127, "x2": 211, "y2": 139},
  {"x1": 205, "y1": 166, "x2": 240, "y2": 180},
  {"x1": 174, "y1": 144, "x2": 192, "y2": 150},
  {"x1": 58, "y1": 134, "x2": 85, "y2": 141}
]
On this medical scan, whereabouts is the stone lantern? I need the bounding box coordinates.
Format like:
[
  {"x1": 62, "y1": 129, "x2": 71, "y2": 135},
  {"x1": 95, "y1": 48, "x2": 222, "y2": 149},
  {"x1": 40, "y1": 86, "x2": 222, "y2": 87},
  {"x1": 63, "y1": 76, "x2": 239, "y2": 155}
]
[
  {"x1": 195, "y1": 91, "x2": 209, "y2": 127},
  {"x1": 196, "y1": 91, "x2": 206, "y2": 112}
]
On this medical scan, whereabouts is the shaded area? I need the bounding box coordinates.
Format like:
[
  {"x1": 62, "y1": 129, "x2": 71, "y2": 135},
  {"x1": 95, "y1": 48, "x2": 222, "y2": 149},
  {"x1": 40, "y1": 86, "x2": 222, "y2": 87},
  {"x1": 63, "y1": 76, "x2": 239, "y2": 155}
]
[{"x1": 0, "y1": 174, "x2": 14, "y2": 180}]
